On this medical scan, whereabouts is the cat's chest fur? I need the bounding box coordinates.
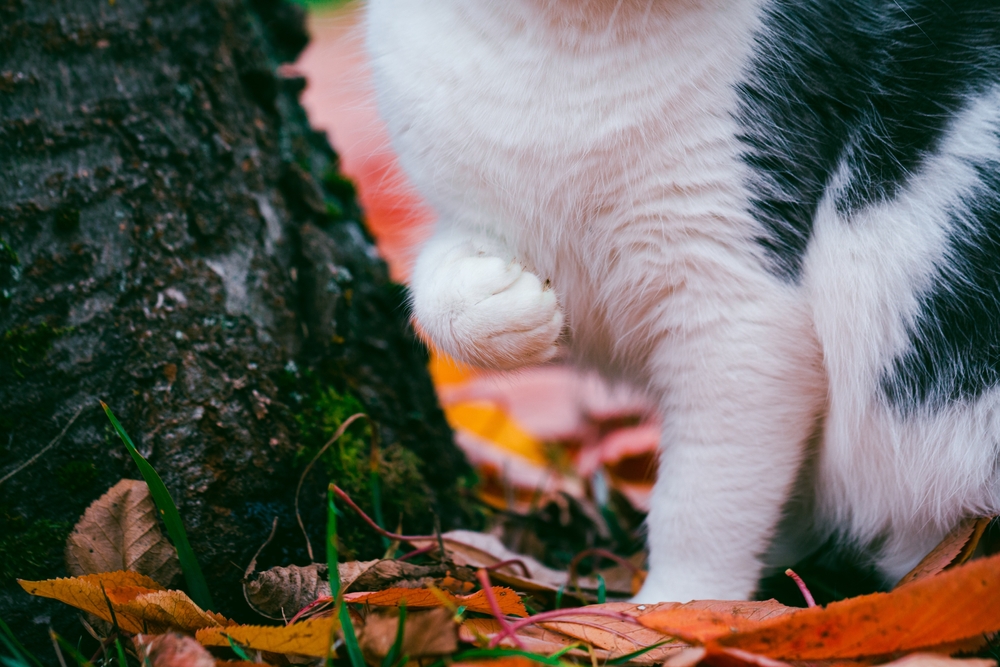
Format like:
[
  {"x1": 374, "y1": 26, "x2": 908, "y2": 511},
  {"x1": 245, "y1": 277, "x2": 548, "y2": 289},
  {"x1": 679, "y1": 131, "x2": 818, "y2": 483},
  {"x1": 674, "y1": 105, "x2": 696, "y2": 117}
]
[{"x1": 368, "y1": 0, "x2": 770, "y2": 366}]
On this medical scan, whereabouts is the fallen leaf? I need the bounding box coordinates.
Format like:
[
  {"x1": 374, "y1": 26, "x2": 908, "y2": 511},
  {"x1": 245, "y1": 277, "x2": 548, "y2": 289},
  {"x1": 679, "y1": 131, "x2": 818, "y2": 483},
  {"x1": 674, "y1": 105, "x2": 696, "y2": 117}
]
[
  {"x1": 358, "y1": 607, "x2": 458, "y2": 661},
  {"x1": 454, "y1": 658, "x2": 554, "y2": 667},
  {"x1": 19, "y1": 572, "x2": 228, "y2": 634},
  {"x1": 245, "y1": 563, "x2": 334, "y2": 619},
  {"x1": 639, "y1": 600, "x2": 798, "y2": 645},
  {"x1": 696, "y1": 553, "x2": 1000, "y2": 660},
  {"x1": 344, "y1": 586, "x2": 528, "y2": 617},
  {"x1": 197, "y1": 616, "x2": 335, "y2": 658},
  {"x1": 134, "y1": 633, "x2": 214, "y2": 667},
  {"x1": 344, "y1": 559, "x2": 477, "y2": 594},
  {"x1": 540, "y1": 602, "x2": 682, "y2": 664},
  {"x1": 880, "y1": 653, "x2": 997, "y2": 667},
  {"x1": 461, "y1": 618, "x2": 611, "y2": 660},
  {"x1": 65, "y1": 479, "x2": 181, "y2": 587},
  {"x1": 895, "y1": 517, "x2": 993, "y2": 587}
]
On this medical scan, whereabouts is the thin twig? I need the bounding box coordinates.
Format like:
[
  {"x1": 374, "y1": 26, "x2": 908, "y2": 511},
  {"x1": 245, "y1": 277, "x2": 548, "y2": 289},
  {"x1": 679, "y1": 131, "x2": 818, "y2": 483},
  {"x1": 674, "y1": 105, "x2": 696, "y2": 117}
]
[
  {"x1": 476, "y1": 569, "x2": 524, "y2": 650},
  {"x1": 287, "y1": 595, "x2": 333, "y2": 625},
  {"x1": 0, "y1": 406, "x2": 84, "y2": 487},
  {"x1": 396, "y1": 544, "x2": 436, "y2": 562},
  {"x1": 785, "y1": 568, "x2": 816, "y2": 608},
  {"x1": 295, "y1": 413, "x2": 369, "y2": 561},
  {"x1": 330, "y1": 485, "x2": 436, "y2": 542},
  {"x1": 485, "y1": 559, "x2": 533, "y2": 578}
]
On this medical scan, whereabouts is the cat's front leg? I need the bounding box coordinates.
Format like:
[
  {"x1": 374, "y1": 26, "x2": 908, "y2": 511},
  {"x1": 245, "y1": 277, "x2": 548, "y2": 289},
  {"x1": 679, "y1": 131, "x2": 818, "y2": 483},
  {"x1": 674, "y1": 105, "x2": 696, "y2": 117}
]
[
  {"x1": 635, "y1": 293, "x2": 824, "y2": 602},
  {"x1": 409, "y1": 229, "x2": 564, "y2": 370}
]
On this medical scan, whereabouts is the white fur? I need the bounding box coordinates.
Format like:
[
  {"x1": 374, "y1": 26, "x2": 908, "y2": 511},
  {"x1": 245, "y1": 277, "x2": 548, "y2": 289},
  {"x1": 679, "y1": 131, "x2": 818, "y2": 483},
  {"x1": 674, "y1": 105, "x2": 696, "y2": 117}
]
[{"x1": 365, "y1": 0, "x2": 1000, "y2": 601}]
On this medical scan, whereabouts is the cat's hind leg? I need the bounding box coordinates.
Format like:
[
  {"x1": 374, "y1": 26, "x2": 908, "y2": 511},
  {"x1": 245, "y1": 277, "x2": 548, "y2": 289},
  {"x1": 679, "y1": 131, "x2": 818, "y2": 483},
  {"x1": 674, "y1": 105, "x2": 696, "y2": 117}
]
[{"x1": 409, "y1": 228, "x2": 564, "y2": 370}]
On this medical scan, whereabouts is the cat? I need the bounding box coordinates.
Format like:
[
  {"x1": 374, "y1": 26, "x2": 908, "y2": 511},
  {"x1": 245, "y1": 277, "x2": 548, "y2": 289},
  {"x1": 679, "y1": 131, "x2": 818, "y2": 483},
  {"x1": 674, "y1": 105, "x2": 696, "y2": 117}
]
[{"x1": 363, "y1": 0, "x2": 1000, "y2": 602}]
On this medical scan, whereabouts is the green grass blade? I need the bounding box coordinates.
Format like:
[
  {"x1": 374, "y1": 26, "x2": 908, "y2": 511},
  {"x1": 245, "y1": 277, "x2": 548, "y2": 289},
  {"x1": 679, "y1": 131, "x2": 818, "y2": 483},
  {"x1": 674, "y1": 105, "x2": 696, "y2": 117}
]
[
  {"x1": 50, "y1": 632, "x2": 93, "y2": 667},
  {"x1": 101, "y1": 402, "x2": 213, "y2": 611},
  {"x1": 328, "y1": 486, "x2": 365, "y2": 667},
  {"x1": 554, "y1": 585, "x2": 565, "y2": 610},
  {"x1": 226, "y1": 636, "x2": 251, "y2": 661},
  {"x1": 596, "y1": 574, "x2": 606, "y2": 604},
  {"x1": 0, "y1": 618, "x2": 42, "y2": 667},
  {"x1": 606, "y1": 640, "x2": 671, "y2": 666},
  {"x1": 113, "y1": 639, "x2": 126, "y2": 667},
  {"x1": 380, "y1": 602, "x2": 406, "y2": 667}
]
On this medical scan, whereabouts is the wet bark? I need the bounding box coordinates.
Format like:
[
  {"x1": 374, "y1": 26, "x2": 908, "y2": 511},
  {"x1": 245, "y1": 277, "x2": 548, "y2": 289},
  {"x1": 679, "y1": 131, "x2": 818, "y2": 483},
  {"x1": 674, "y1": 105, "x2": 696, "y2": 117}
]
[{"x1": 0, "y1": 0, "x2": 472, "y2": 654}]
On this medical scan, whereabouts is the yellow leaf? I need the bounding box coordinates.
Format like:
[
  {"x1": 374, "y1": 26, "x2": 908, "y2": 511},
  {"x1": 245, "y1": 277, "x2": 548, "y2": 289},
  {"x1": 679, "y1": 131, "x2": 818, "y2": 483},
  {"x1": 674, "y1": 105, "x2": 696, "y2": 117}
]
[
  {"x1": 197, "y1": 616, "x2": 336, "y2": 658},
  {"x1": 19, "y1": 572, "x2": 228, "y2": 634}
]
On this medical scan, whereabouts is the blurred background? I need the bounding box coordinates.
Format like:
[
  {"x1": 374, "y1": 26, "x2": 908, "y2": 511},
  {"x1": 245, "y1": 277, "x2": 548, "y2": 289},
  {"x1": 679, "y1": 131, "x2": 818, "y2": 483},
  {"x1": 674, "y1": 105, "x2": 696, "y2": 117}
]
[{"x1": 290, "y1": 0, "x2": 658, "y2": 560}]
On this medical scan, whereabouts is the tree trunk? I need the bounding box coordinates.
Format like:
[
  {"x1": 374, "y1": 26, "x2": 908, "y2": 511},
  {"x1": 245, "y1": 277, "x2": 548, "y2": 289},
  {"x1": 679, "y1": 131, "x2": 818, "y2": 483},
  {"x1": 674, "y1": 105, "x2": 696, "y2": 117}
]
[{"x1": 0, "y1": 0, "x2": 472, "y2": 654}]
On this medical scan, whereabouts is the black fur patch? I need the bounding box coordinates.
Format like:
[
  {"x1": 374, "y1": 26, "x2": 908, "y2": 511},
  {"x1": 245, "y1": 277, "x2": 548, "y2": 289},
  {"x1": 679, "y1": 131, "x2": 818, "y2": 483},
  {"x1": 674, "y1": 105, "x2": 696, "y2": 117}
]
[
  {"x1": 739, "y1": 0, "x2": 1000, "y2": 281},
  {"x1": 883, "y1": 162, "x2": 1000, "y2": 410}
]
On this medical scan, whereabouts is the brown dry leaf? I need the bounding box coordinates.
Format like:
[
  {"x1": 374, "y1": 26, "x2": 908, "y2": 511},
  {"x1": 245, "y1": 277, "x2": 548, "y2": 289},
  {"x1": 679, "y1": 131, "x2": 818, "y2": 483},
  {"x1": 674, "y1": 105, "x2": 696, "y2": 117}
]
[
  {"x1": 702, "y1": 552, "x2": 1000, "y2": 660},
  {"x1": 359, "y1": 607, "x2": 458, "y2": 662},
  {"x1": 19, "y1": 572, "x2": 228, "y2": 634},
  {"x1": 197, "y1": 616, "x2": 335, "y2": 658},
  {"x1": 539, "y1": 602, "x2": 683, "y2": 664},
  {"x1": 245, "y1": 563, "x2": 334, "y2": 619},
  {"x1": 66, "y1": 479, "x2": 181, "y2": 586},
  {"x1": 895, "y1": 517, "x2": 994, "y2": 587},
  {"x1": 134, "y1": 633, "x2": 215, "y2": 667},
  {"x1": 344, "y1": 586, "x2": 528, "y2": 617},
  {"x1": 345, "y1": 559, "x2": 477, "y2": 594},
  {"x1": 461, "y1": 618, "x2": 611, "y2": 661}
]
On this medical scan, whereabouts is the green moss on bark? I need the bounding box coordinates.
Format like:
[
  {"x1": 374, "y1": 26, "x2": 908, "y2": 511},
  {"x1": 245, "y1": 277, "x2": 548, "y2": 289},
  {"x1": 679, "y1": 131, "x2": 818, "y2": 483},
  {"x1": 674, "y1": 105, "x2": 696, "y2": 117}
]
[{"x1": 0, "y1": 506, "x2": 70, "y2": 583}]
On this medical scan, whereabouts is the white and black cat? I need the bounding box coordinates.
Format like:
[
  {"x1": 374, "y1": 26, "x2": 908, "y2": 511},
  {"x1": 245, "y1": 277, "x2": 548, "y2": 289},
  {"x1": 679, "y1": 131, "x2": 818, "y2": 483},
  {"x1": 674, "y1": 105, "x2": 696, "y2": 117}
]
[{"x1": 364, "y1": 0, "x2": 1000, "y2": 602}]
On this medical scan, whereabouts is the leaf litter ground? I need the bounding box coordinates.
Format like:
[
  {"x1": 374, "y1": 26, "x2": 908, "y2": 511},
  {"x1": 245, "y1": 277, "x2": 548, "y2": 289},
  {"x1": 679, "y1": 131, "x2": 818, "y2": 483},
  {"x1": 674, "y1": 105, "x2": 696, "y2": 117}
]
[{"x1": 7, "y1": 405, "x2": 1000, "y2": 667}]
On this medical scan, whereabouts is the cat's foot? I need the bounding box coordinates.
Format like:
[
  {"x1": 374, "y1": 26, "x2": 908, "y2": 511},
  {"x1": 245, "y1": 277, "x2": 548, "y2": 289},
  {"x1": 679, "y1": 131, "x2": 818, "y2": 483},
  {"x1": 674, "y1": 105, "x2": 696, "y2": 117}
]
[{"x1": 412, "y1": 254, "x2": 564, "y2": 370}]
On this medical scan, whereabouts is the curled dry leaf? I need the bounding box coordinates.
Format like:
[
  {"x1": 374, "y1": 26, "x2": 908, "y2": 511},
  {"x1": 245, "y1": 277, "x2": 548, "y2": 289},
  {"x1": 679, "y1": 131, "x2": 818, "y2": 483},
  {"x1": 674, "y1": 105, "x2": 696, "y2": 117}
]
[
  {"x1": 408, "y1": 530, "x2": 600, "y2": 594},
  {"x1": 345, "y1": 559, "x2": 477, "y2": 594},
  {"x1": 344, "y1": 586, "x2": 528, "y2": 617},
  {"x1": 245, "y1": 563, "x2": 334, "y2": 619},
  {"x1": 19, "y1": 571, "x2": 230, "y2": 634},
  {"x1": 134, "y1": 633, "x2": 215, "y2": 667},
  {"x1": 197, "y1": 616, "x2": 335, "y2": 659},
  {"x1": 895, "y1": 517, "x2": 994, "y2": 588},
  {"x1": 359, "y1": 607, "x2": 458, "y2": 662},
  {"x1": 65, "y1": 479, "x2": 181, "y2": 586}
]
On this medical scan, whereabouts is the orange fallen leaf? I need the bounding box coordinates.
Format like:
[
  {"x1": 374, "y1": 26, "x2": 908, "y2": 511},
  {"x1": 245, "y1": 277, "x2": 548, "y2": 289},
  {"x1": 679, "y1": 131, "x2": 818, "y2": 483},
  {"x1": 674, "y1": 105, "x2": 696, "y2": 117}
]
[
  {"x1": 895, "y1": 517, "x2": 994, "y2": 588},
  {"x1": 19, "y1": 572, "x2": 228, "y2": 634},
  {"x1": 691, "y1": 553, "x2": 1000, "y2": 660},
  {"x1": 455, "y1": 659, "x2": 554, "y2": 667},
  {"x1": 344, "y1": 586, "x2": 527, "y2": 617},
  {"x1": 197, "y1": 616, "x2": 335, "y2": 658},
  {"x1": 639, "y1": 600, "x2": 798, "y2": 645},
  {"x1": 539, "y1": 602, "x2": 683, "y2": 664}
]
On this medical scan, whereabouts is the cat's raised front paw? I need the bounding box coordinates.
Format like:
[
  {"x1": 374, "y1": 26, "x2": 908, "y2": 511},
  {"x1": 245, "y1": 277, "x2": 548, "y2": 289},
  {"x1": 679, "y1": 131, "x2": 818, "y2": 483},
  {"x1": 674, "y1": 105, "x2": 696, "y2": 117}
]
[{"x1": 412, "y1": 255, "x2": 563, "y2": 370}]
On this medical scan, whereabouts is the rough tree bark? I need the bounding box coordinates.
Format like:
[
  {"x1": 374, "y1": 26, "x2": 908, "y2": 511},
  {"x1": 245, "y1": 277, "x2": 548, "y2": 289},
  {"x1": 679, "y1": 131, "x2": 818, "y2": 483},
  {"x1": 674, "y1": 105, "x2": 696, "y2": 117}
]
[{"x1": 0, "y1": 0, "x2": 473, "y2": 654}]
